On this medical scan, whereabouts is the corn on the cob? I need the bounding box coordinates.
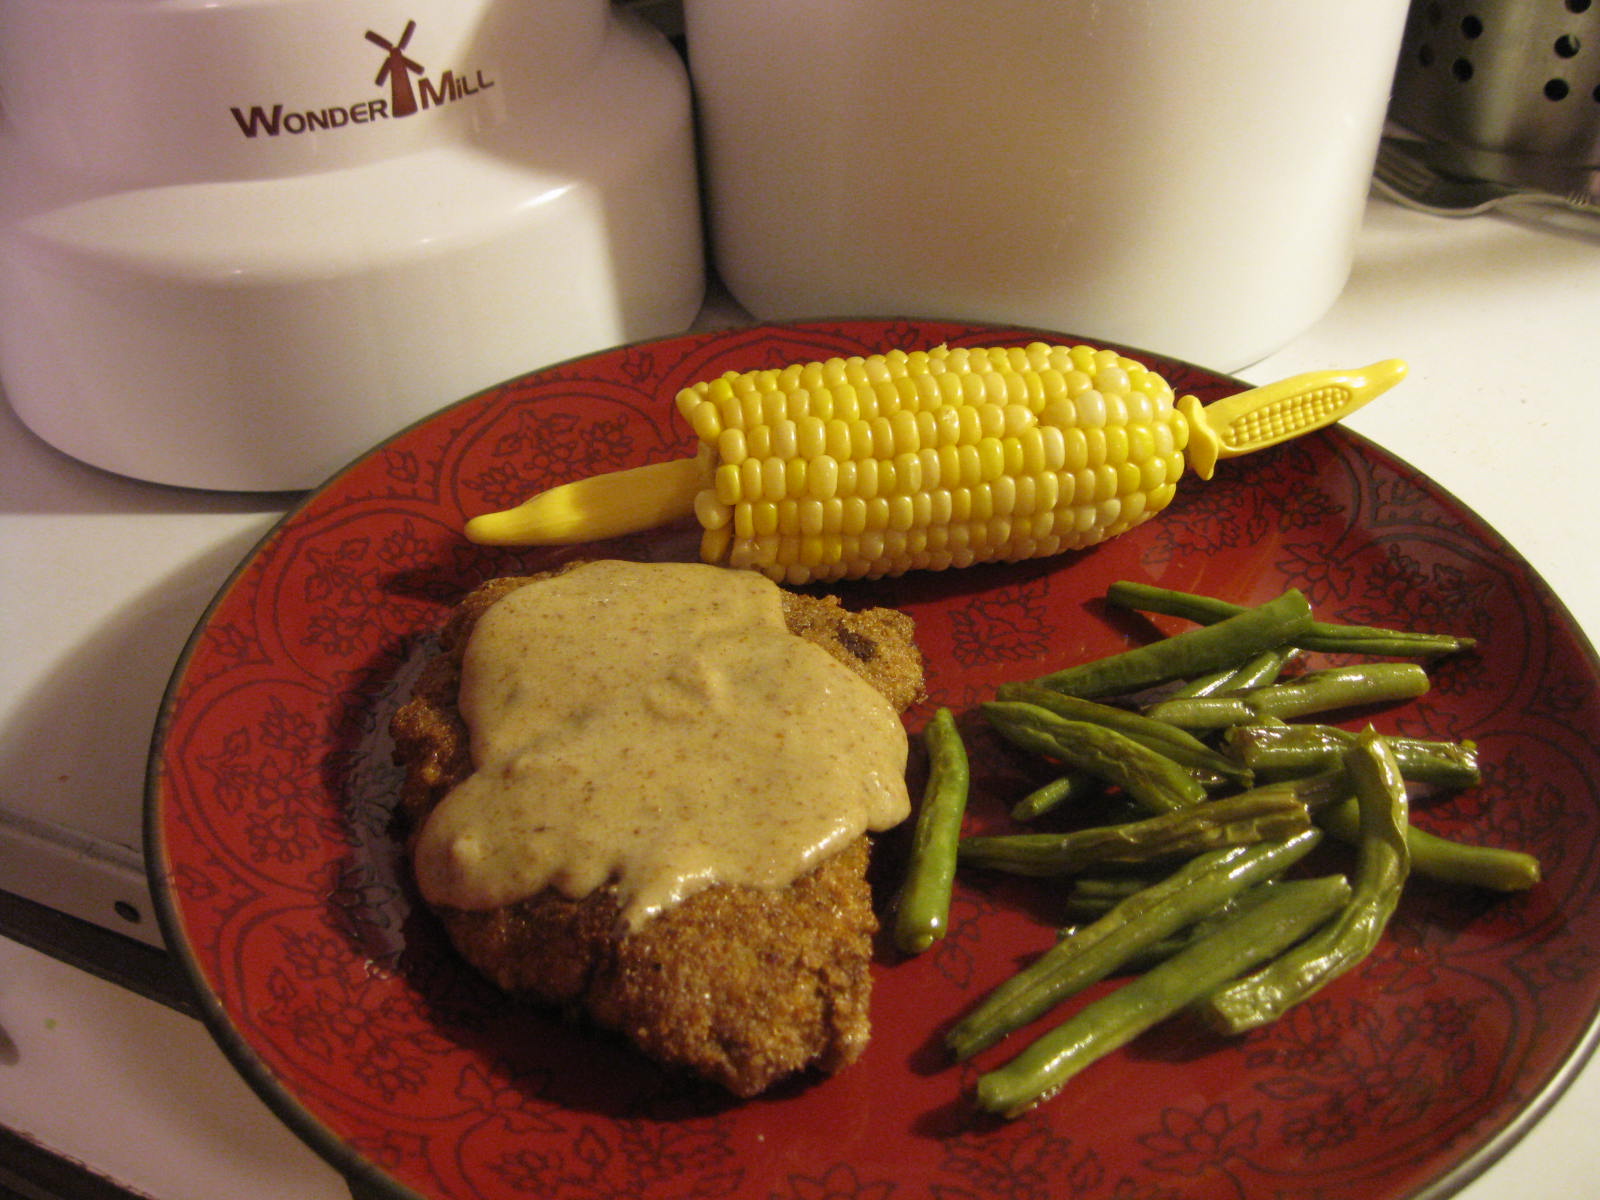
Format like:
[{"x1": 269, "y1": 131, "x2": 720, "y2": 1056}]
[
  {"x1": 464, "y1": 344, "x2": 1406, "y2": 585},
  {"x1": 678, "y1": 343, "x2": 1186, "y2": 584}
]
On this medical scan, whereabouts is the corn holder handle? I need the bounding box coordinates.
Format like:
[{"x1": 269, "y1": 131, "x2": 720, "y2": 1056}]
[
  {"x1": 1178, "y1": 358, "x2": 1407, "y2": 481},
  {"x1": 463, "y1": 350, "x2": 1407, "y2": 581},
  {"x1": 467, "y1": 456, "x2": 708, "y2": 546}
]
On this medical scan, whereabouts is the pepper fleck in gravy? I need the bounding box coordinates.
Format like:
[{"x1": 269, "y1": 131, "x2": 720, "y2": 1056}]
[{"x1": 412, "y1": 560, "x2": 912, "y2": 928}]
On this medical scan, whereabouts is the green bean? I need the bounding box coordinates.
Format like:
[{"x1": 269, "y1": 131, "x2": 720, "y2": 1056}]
[
  {"x1": 1054, "y1": 927, "x2": 1191, "y2": 972},
  {"x1": 1170, "y1": 646, "x2": 1298, "y2": 698},
  {"x1": 894, "y1": 708, "x2": 971, "y2": 955},
  {"x1": 1011, "y1": 770, "x2": 1101, "y2": 821},
  {"x1": 1224, "y1": 723, "x2": 1481, "y2": 789},
  {"x1": 1059, "y1": 878, "x2": 1157, "y2": 921},
  {"x1": 1105, "y1": 580, "x2": 1475, "y2": 658},
  {"x1": 993, "y1": 683, "x2": 1253, "y2": 785},
  {"x1": 1144, "y1": 663, "x2": 1431, "y2": 729},
  {"x1": 1198, "y1": 730, "x2": 1410, "y2": 1035},
  {"x1": 1067, "y1": 875, "x2": 1156, "y2": 903},
  {"x1": 956, "y1": 788, "x2": 1312, "y2": 877},
  {"x1": 1374, "y1": 734, "x2": 1482, "y2": 788},
  {"x1": 1062, "y1": 884, "x2": 1299, "y2": 971},
  {"x1": 1105, "y1": 581, "x2": 1289, "y2": 626},
  {"x1": 982, "y1": 703, "x2": 1208, "y2": 813},
  {"x1": 1026, "y1": 589, "x2": 1314, "y2": 699},
  {"x1": 1317, "y1": 796, "x2": 1540, "y2": 891},
  {"x1": 946, "y1": 831, "x2": 1322, "y2": 1060},
  {"x1": 975, "y1": 873, "x2": 1353, "y2": 1118},
  {"x1": 1059, "y1": 896, "x2": 1127, "y2": 921},
  {"x1": 1294, "y1": 625, "x2": 1475, "y2": 658},
  {"x1": 1144, "y1": 890, "x2": 1288, "y2": 961},
  {"x1": 1240, "y1": 767, "x2": 1352, "y2": 814},
  {"x1": 1137, "y1": 695, "x2": 1254, "y2": 731},
  {"x1": 1066, "y1": 924, "x2": 1212, "y2": 972},
  {"x1": 1245, "y1": 663, "x2": 1431, "y2": 719}
]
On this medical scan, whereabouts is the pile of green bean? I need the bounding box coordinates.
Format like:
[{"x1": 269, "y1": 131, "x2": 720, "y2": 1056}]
[{"x1": 890, "y1": 582, "x2": 1542, "y2": 1120}]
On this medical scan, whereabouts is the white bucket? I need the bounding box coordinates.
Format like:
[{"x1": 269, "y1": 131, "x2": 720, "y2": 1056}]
[{"x1": 684, "y1": 0, "x2": 1408, "y2": 371}]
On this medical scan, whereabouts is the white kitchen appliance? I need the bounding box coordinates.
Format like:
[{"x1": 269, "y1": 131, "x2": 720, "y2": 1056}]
[{"x1": 0, "y1": 0, "x2": 704, "y2": 491}]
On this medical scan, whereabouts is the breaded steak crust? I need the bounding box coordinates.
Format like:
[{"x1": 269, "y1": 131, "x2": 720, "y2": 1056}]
[{"x1": 390, "y1": 569, "x2": 923, "y2": 1096}]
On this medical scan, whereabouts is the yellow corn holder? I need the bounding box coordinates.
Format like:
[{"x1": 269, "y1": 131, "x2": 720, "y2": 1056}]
[{"x1": 464, "y1": 343, "x2": 1406, "y2": 584}]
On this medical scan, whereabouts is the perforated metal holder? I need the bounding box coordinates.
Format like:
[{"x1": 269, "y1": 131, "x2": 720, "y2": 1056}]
[{"x1": 1389, "y1": 0, "x2": 1600, "y2": 195}]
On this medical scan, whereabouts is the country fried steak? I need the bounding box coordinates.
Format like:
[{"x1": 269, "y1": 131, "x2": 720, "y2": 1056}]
[{"x1": 390, "y1": 567, "x2": 924, "y2": 1097}]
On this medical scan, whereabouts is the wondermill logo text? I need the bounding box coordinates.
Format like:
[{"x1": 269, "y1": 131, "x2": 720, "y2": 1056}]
[{"x1": 229, "y1": 20, "x2": 497, "y2": 139}]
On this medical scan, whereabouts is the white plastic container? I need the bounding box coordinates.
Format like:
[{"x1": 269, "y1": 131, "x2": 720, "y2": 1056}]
[
  {"x1": 684, "y1": 0, "x2": 1408, "y2": 371},
  {"x1": 0, "y1": 0, "x2": 704, "y2": 490}
]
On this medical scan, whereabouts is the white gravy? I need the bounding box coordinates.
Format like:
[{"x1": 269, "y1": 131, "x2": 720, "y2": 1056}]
[{"x1": 412, "y1": 560, "x2": 911, "y2": 928}]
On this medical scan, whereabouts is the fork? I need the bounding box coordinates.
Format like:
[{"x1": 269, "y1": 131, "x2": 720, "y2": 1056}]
[{"x1": 1372, "y1": 137, "x2": 1600, "y2": 227}]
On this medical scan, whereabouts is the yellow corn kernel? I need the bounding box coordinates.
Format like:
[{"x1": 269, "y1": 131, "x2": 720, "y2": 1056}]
[
  {"x1": 969, "y1": 483, "x2": 995, "y2": 523},
  {"x1": 837, "y1": 496, "x2": 865, "y2": 535},
  {"x1": 1116, "y1": 460, "x2": 1143, "y2": 497},
  {"x1": 836, "y1": 459, "x2": 858, "y2": 499},
  {"x1": 1073, "y1": 466, "x2": 1098, "y2": 503},
  {"x1": 785, "y1": 456, "x2": 807, "y2": 499},
  {"x1": 746, "y1": 423, "x2": 771, "y2": 460},
  {"x1": 752, "y1": 501, "x2": 780, "y2": 537},
  {"x1": 717, "y1": 427, "x2": 747, "y2": 467},
  {"x1": 1104, "y1": 425, "x2": 1131, "y2": 466},
  {"x1": 877, "y1": 457, "x2": 900, "y2": 495},
  {"x1": 1001, "y1": 436, "x2": 1025, "y2": 478},
  {"x1": 991, "y1": 475, "x2": 1017, "y2": 517},
  {"x1": 694, "y1": 488, "x2": 730, "y2": 530},
  {"x1": 894, "y1": 451, "x2": 923, "y2": 495},
  {"x1": 955, "y1": 443, "x2": 981, "y2": 488},
  {"x1": 1084, "y1": 427, "x2": 1108, "y2": 468}
]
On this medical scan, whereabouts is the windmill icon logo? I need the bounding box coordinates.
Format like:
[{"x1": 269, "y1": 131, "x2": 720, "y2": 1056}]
[{"x1": 366, "y1": 21, "x2": 425, "y2": 118}]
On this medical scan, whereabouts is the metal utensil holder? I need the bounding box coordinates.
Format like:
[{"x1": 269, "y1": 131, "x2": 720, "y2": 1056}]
[{"x1": 1389, "y1": 0, "x2": 1600, "y2": 191}]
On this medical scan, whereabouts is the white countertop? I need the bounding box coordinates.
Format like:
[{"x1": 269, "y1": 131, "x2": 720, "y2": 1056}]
[{"x1": 2, "y1": 194, "x2": 1599, "y2": 1198}]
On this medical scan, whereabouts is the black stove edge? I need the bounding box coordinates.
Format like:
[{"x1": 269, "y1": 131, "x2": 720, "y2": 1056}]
[
  {"x1": 0, "y1": 1127, "x2": 155, "y2": 1200},
  {"x1": 0, "y1": 889, "x2": 195, "y2": 1018}
]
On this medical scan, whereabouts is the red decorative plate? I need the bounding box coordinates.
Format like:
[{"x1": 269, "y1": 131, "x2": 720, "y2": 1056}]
[{"x1": 148, "y1": 319, "x2": 1600, "y2": 1200}]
